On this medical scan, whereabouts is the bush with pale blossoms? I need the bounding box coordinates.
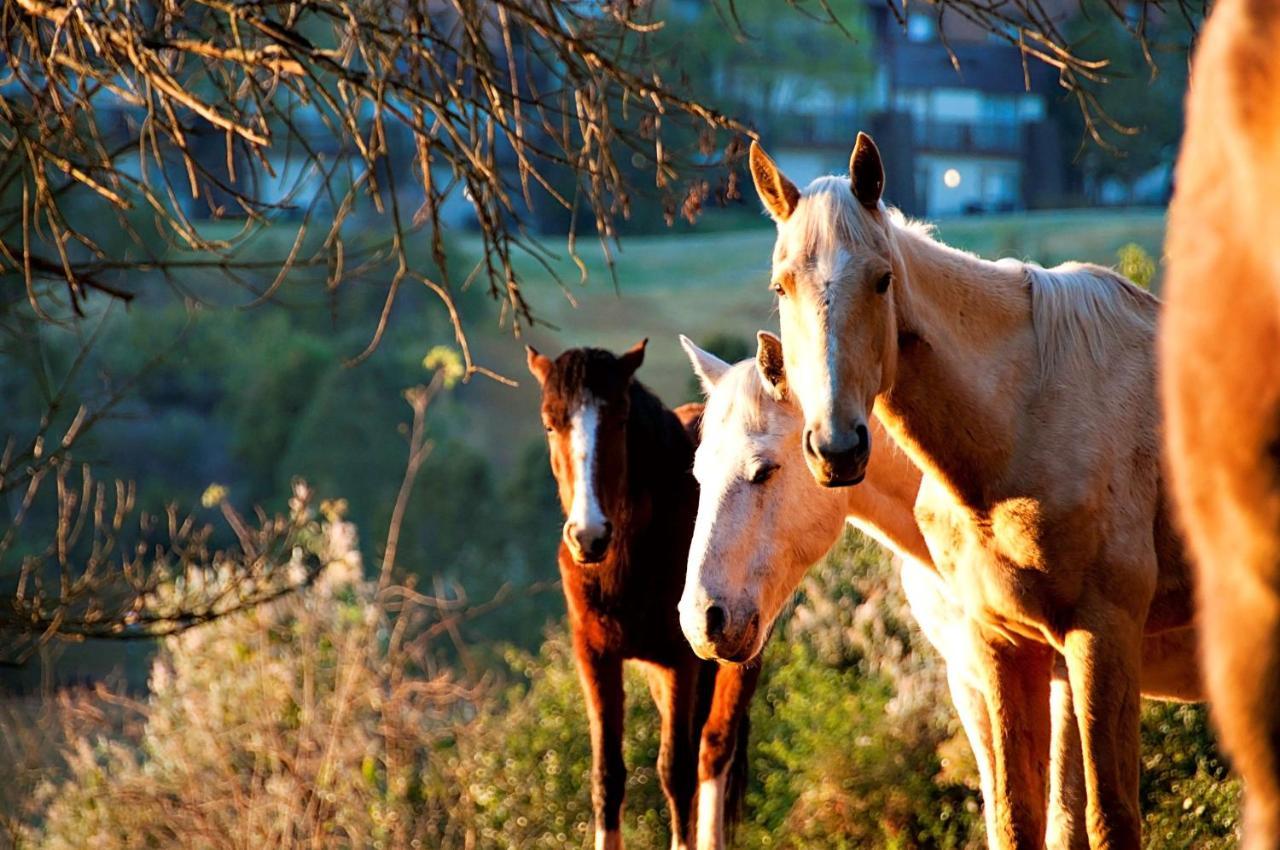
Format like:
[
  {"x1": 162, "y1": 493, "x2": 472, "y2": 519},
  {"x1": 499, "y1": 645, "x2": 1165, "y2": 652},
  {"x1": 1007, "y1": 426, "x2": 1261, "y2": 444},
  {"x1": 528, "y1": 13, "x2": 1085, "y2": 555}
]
[
  {"x1": 33, "y1": 505, "x2": 467, "y2": 850},
  {"x1": 28, "y1": 522, "x2": 1240, "y2": 850}
]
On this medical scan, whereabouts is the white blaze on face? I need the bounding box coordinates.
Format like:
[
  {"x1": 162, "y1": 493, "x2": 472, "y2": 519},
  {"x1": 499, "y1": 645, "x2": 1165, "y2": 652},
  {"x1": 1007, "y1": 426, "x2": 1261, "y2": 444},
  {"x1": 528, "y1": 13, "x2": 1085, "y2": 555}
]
[
  {"x1": 679, "y1": 397, "x2": 765, "y2": 645},
  {"x1": 777, "y1": 211, "x2": 872, "y2": 442},
  {"x1": 680, "y1": 452, "x2": 736, "y2": 641},
  {"x1": 567, "y1": 397, "x2": 608, "y2": 540},
  {"x1": 812, "y1": 247, "x2": 854, "y2": 431}
]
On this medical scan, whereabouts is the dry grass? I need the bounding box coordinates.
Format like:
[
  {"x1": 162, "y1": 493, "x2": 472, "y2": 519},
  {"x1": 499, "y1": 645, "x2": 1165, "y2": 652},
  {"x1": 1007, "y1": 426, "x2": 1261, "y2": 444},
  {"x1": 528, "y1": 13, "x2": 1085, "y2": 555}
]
[{"x1": 3, "y1": 511, "x2": 491, "y2": 850}]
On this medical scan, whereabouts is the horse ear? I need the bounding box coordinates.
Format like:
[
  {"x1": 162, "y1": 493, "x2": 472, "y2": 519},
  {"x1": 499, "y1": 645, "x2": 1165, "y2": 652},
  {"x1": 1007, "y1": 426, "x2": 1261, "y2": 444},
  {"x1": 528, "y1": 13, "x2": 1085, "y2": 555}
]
[
  {"x1": 849, "y1": 131, "x2": 884, "y2": 210},
  {"x1": 526, "y1": 345, "x2": 553, "y2": 386},
  {"x1": 756, "y1": 331, "x2": 787, "y2": 400},
  {"x1": 619, "y1": 338, "x2": 647, "y2": 378},
  {"x1": 749, "y1": 141, "x2": 800, "y2": 222},
  {"x1": 679, "y1": 335, "x2": 730, "y2": 395}
]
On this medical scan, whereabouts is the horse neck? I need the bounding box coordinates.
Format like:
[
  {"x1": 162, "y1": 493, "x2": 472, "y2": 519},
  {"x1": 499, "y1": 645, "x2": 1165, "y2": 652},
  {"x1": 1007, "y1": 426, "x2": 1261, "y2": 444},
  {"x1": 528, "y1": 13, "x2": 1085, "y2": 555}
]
[
  {"x1": 617, "y1": 381, "x2": 696, "y2": 541},
  {"x1": 879, "y1": 223, "x2": 1037, "y2": 507},
  {"x1": 838, "y1": 418, "x2": 934, "y2": 567}
]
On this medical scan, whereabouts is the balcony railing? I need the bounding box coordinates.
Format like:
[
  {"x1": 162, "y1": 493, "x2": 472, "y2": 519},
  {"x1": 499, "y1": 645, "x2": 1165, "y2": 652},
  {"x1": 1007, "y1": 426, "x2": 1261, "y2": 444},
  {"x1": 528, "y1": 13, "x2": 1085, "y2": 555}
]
[{"x1": 913, "y1": 120, "x2": 1023, "y2": 155}]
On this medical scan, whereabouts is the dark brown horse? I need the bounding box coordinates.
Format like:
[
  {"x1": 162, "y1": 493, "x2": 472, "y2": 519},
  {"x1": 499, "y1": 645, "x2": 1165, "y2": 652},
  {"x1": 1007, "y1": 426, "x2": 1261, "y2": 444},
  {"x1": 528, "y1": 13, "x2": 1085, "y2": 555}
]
[{"x1": 527, "y1": 340, "x2": 757, "y2": 850}]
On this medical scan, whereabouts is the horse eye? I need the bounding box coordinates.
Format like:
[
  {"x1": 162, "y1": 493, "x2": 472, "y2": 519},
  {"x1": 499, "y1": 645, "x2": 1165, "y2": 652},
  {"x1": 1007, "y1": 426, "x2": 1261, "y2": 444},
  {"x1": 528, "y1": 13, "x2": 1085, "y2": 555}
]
[
  {"x1": 876, "y1": 272, "x2": 892, "y2": 294},
  {"x1": 748, "y1": 463, "x2": 779, "y2": 485}
]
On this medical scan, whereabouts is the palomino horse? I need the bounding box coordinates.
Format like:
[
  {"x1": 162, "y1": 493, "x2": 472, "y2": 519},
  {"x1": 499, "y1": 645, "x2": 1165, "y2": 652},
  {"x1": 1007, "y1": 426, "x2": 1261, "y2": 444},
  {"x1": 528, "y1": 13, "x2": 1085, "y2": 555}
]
[
  {"x1": 1163, "y1": 1, "x2": 1280, "y2": 846},
  {"x1": 747, "y1": 136, "x2": 1193, "y2": 849},
  {"x1": 678, "y1": 334, "x2": 1201, "y2": 849},
  {"x1": 527, "y1": 341, "x2": 758, "y2": 850}
]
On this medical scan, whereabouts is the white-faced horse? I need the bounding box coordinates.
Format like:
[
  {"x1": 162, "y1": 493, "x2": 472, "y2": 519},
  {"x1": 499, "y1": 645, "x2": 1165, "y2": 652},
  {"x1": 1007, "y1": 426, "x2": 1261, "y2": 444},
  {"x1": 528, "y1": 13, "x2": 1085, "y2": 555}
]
[
  {"x1": 747, "y1": 135, "x2": 1194, "y2": 849},
  {"x1": 678, "y1": 333, "x2": 1199, "y2": 848}
]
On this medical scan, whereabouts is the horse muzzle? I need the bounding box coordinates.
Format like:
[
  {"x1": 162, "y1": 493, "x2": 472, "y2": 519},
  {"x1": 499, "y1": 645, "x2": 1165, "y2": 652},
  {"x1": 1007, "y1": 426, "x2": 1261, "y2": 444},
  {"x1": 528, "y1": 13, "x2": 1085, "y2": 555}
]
[
  {"x1": 681, "y1": 600, "x2": 763, "y2": 664},
  {"x1": 803, "y1": 423, "x2": 870, "y2": 487},
  {"x1": 564, "y1": 520, "x2": 612, "y2": 563}
]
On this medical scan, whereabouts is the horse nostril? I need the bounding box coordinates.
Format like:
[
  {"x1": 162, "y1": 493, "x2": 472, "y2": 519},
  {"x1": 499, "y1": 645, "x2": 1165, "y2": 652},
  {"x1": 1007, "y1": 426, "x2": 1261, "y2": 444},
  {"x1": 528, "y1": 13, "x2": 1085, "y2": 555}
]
[
  {"x1": 803, "y1": 428, "x2": 818, "y2": 459},
  {"x1": 705, "y1": 604, "x2": 727, "y2": 640},
  {"x1": 566, "y1": 522, "x2": 609, "y2": 560},
  {"x1": 855, "y1": 422, "x2": 870, "y2": 455},
  {"x1": 601, "y1": 521, "x2": 613, "y2": 542}
]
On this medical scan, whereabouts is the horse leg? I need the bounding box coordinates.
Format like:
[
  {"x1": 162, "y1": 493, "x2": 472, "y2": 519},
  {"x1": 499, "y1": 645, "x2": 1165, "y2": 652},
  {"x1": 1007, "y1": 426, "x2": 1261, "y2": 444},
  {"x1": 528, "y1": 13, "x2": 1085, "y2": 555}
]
[
  {"x1": 974, "y1": 632, "x2": 1054, "y2": 850},
  {"x1": 577, "y1": 646, "x2": 627, "y2": 850},
  {"x1": 940, "y1": 646, "x2": 999, "y2": 842},
  {"x1": 648, "y1": 661, "x2": 700, "y2": 850},
  {"x1": 1200, "y1": 553, "x2": 1280, "y2": 849},
  {"x1": 1063, "y1": 611, "x2": 1144, "y2": 850},
  {"x1": 1045, "y1": 657, "x2": 1089, "y2": 850},
  {"x1": 695, "y1": 662, "x2": 760, "y2": 850},
  {"x1": 901, "y1": 562, "x2": 1002, "y2": 842}
]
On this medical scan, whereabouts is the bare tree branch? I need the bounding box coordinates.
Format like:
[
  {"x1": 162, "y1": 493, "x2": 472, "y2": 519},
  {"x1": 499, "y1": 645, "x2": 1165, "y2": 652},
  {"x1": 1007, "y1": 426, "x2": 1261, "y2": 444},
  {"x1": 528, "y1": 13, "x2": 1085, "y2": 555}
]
[{"x1": 0, "y1": 0, "x2": 1202, "y2": 655}]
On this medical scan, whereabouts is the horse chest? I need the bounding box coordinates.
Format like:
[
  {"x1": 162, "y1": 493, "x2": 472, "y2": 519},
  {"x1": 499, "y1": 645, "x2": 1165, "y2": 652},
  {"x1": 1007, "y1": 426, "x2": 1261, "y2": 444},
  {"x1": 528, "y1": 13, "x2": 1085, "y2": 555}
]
[
  {"x1": 915, "y1": 492, "x2": 1065, "y2": 642},
  {"x1": 560, "y1": 554, "x2": 686, "y2": 660}
]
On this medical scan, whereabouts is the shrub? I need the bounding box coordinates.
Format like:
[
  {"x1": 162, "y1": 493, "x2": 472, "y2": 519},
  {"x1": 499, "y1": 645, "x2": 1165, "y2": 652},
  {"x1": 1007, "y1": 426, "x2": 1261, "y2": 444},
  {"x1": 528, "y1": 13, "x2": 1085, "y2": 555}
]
[
  {"x1": 32, "y1": 513, "x2": 465, "y2": 850},
  {"x1": 1117, "y1": 242, "x2": 1157, "y2": 290},
  {"x1": 442, "y1": 531, "x2": 985, "y2": 850},
  {"x1": 739, "y1": 532, "x2": 984, "y2": 850},
  {"x1": 26, "y1": 522, "x2": 1239, "y2": 850},
  {"x1": 1140, "y1": 701, "x2": 1240, "y2": 848},
  {"x1": 443, "y1": 634, "x2": 669, "y2": 849}
]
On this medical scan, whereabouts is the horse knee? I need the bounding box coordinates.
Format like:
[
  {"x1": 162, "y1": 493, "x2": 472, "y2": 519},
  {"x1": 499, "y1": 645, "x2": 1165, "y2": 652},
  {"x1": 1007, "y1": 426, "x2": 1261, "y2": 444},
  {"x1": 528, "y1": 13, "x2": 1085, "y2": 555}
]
[
  {"x1": 658, "y1": 740, "x2": 697, "y2": 793},
  {"x1": 655, "y1": 746, "x2": 678, "y2": 792},
  {"x1": 698, "y1": 728, "x2": 735, "y2": 780}
]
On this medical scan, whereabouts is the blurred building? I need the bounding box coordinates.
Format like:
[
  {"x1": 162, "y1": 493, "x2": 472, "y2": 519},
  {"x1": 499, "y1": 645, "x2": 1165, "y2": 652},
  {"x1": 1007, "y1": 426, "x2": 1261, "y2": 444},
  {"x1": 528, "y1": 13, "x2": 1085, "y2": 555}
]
[
  {"x1": 156, "y1": 0, "x2": 1081, "y2": 226},
  {"x1": 763, "y1": 1, "x2": 1074, "y2": 218}
]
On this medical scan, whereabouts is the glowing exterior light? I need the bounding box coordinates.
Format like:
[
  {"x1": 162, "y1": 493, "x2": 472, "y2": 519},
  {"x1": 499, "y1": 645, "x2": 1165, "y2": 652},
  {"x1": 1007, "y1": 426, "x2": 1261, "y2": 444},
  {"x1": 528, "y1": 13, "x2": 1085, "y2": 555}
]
[{"x1": 943, "y1": 168, "x2": 962, "y2": 189}]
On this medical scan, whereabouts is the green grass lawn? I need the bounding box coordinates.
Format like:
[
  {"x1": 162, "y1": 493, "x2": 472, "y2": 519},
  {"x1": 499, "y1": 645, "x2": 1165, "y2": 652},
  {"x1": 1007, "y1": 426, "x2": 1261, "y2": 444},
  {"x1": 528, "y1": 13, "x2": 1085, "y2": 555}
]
[
  {"x1": 452, "y1": 207, "x2": 1168, "y2": 461},
  {"x1": 933, "y1": 208, "x2": 1166, "y2": 272}
]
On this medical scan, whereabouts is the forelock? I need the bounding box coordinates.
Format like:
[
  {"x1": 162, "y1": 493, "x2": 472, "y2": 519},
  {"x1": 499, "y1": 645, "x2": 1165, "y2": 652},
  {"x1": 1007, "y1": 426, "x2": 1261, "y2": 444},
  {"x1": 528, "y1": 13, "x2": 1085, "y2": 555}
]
[
  {"x1": 781, "y1": 176, "x2": 882, "y2": 262},
  {"x1": 703, "y1": 359, "x2": 786, "y2": 439},
  {"x1": 545, "y1": 348, "x2": 630, "y2": 409}
]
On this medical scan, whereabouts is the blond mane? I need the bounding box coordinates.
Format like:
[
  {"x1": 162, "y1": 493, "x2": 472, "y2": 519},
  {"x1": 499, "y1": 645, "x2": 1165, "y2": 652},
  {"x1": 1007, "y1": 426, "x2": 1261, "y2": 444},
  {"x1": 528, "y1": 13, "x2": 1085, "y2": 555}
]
[{"x1": 1025, "y1": 261, "x2": 1159, "y2": 380}]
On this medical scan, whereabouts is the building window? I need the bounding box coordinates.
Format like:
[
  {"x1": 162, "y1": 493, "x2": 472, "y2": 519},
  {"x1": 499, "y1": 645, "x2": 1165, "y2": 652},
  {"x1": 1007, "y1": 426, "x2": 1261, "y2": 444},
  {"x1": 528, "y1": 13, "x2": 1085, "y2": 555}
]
[
  {"x1": 981, "y1": 94, "x2": 1018, "y2": 126},
  {"x1": 1019, "y1": 95, "x2": 1046, "y2": 122},
  {"x1": 906, "y1": 13, "x2": 936, "y2": 43}
]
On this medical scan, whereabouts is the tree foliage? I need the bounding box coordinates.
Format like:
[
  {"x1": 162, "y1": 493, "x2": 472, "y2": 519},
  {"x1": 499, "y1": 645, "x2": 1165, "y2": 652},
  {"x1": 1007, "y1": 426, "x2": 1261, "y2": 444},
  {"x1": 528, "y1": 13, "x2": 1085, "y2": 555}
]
[
  {"x1": 0, "y1": 0, "x2": 1209, "y2": 651},
  {"x1": 1053, "y1": 0, "x2": 1200, "y2": 193}
]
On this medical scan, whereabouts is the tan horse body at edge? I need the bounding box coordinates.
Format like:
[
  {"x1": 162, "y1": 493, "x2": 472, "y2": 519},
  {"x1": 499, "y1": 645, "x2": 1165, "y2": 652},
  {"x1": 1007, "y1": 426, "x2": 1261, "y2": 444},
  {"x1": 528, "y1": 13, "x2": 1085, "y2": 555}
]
[
  {"x1": 677, "y1": 338, "x2": 1199, "y2": 849},
  {"x1": 1163, "y1": 1, "x2": 1280, "y2": 847},
  {"x1": 746, "y1": 136, "x2": 1193, "y2": 849}
]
